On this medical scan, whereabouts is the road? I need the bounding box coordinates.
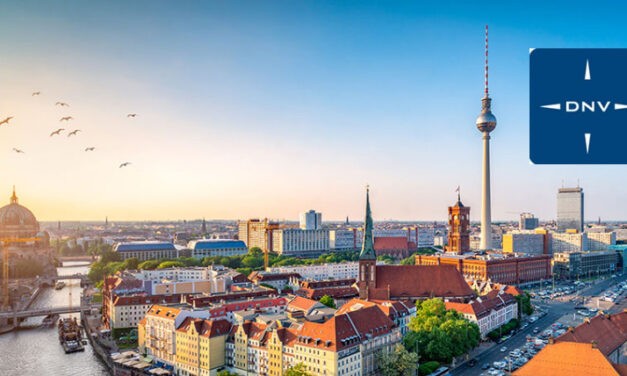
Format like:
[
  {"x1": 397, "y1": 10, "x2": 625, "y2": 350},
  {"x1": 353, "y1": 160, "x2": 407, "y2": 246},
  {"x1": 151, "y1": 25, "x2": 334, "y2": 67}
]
[{"x1": 452, "y1": 274, "x2": 626, "y2": 376}]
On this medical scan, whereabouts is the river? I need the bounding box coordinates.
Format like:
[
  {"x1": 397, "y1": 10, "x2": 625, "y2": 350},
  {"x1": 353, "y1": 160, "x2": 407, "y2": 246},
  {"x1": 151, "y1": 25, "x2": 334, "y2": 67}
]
[{"x1": 0, "y1": 261, "x2": 110, "y2": 375}]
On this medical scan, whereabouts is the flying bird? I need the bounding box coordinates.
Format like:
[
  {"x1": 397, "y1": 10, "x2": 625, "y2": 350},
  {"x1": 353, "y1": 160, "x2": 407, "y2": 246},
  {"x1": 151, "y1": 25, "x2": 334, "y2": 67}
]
[
  {"x1": 127, "y1": 113, "x2": 137, "y2": 118},
  {"x1": 12, "y1": 148, "x2": 24, "y2": 154},
  {"x1": 67, "y1": 129, "x2": 81, "y2": 137},
  {"x1": 50, "y1": 128, "x2": 64, "y2": 137},
  {"x1": 55, "y1": 102, "x2": 69, "y2": 107},
  {"x1": 60, "y1": 116, "x2": 73, "y2": 122},
  {"x1": 0, "y1": 117, "x2": 13, "y2": 126},
  {"x1": 84, "y1": 147, "x2": 95, "y2": 152},
  {"x1": 119, "y1": 162, "x2": 131, "y2": 168},
  {"x1": 32, "y1": 91, "x2": 41, "y2": 96}
]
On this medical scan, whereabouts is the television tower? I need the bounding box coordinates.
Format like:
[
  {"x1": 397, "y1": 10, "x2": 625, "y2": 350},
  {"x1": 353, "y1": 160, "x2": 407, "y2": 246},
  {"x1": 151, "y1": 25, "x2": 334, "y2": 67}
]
[{"x1": 477, "y1": 25, "x2": 497, "y2": 250}]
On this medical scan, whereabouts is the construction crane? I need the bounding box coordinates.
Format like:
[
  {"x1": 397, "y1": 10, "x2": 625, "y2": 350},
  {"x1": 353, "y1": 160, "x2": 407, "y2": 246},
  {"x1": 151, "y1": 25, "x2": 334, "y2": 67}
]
[{"x1": 1, "y1": 237, "x2": 42, "y2": 311}]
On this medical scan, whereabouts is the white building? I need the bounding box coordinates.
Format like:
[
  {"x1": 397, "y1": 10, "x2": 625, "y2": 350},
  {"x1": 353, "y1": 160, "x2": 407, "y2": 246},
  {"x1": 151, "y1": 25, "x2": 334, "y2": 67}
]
[
  {"x1": 113, "y1": 241, "x2": 179, "y2": 261},
  {"x1": 271, "y1": 228, "x2": 329, "y2": 256},
  {"x1": 268, "y1": 262, "x2": 360, "y2": 281},
  {"x1": 329, "y1": 229, "x2": 358, "y2": 250},
  {"x1": 299, "y1": 210, "x2": 322, "y2": 230},
  {"x1": 446, "y1": 291, "x2": 518, "y2": 338}
]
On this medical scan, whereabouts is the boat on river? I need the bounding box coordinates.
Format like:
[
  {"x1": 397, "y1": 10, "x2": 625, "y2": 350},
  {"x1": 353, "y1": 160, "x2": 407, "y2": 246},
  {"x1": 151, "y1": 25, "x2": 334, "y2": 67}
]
[
  {"x1": 58, "y1": 317, "x2": 84, "y2": 353},
  {"x1": 54, "y1": 281, "x2": 66, "y2": 290}
]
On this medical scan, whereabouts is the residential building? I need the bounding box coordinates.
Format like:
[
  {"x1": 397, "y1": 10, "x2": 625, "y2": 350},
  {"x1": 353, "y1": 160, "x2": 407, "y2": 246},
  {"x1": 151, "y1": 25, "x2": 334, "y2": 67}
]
[
  {"x1": 415, "y1": 253, "x2": 552, "y2": 286},
  {"x1": 295, "y1": 279, "x2": 359, "y2": 305},
  {"x1": 175, "y1": 317, "x2": 231, "y2": 376},
  {"x1": 140, "y1": 305, "x2": 209, "y2": 367},
  {"x1": 519, "y1": 213, "x2": 539, "y2": 230},
  {"x1": 187, "y1": 239, "x2": 248, "y2": 258},
  {"x1": 553, "y1": 250, "x2": 620, "y2": 279},
  {"x1": 445, "y1": 290, "x2": 518, "y2": 338},
  {"x1": 113, "y1": 241, "x2": 178, "y2": 261},
  {"x1": 557, "y1": 187, "x2": 584, "y2": 232},
  {"x1": 271, "y1": 228, "x2": 329, "y2": 256},
  {"x1": 329, "y1": 229, "x2": 360, "y2": 251},
  {"x1": 300, "y1": 210, "x2": 322, "y2": 230}
]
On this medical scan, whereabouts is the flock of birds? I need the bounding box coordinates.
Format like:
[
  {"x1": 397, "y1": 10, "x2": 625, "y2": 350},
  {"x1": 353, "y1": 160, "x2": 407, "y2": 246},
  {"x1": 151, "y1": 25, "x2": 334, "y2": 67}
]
[{"x1": 1, "y1": 91, "x2": 134, "y2": 168}]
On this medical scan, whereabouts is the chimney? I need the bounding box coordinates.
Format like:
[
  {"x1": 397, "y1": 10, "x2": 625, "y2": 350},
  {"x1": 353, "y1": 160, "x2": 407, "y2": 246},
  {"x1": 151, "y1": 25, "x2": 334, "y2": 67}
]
[
  {"x1": 548, "y1": 336, "x2": 554, "y2": 344},
  {"x1": 591, "y1": 340, "x2": 598, "y2": 349}
]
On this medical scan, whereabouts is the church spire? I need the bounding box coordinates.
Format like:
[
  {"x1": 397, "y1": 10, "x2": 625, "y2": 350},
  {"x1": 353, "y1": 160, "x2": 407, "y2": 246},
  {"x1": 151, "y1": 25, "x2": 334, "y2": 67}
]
[
  {"x1": 10, "y1": 185, "x2": 18, "y2": 204},
  {"x1": 359, "y1": 186, "x2": 376, "y2": 260}
]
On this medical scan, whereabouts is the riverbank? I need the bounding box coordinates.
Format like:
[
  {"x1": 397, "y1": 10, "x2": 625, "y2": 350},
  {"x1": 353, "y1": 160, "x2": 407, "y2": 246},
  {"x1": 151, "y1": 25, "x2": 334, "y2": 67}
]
[{"x1": 82, "y1": 310, "x2": 114, "y2": 372}]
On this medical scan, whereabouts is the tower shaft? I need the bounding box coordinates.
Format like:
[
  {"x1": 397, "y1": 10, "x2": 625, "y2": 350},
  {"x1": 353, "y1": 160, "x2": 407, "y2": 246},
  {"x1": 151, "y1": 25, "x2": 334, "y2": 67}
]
[{"x1": 480, "y1": 132, "x2": 492, "y2": 249}]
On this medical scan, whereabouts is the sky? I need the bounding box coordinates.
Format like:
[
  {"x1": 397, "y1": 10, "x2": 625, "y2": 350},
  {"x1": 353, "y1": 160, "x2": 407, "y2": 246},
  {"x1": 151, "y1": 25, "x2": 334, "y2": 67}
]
[{"x1": 1, "y1": 0, "x2": 627, "y2": 222}]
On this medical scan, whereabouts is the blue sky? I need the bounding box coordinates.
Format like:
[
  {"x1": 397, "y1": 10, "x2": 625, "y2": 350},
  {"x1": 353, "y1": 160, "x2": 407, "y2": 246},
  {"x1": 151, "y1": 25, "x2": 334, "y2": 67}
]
[{"x1": 0, "y1": 1, "x2": 626, "y2": 221}]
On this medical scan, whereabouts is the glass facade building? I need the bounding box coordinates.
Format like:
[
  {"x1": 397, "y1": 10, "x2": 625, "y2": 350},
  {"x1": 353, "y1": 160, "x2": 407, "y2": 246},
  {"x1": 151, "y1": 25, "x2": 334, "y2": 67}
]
[{"x1": 557, "y1": 187, "x2": 584, "y2": 232}]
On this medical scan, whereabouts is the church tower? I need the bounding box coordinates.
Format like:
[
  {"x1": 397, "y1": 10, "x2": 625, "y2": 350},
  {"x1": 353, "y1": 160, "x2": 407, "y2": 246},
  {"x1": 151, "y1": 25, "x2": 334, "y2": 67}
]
[
  {"x1": 446, "y1": 190, "x2": 470, "y2": 254},
  {"x1": 358, "y1": 187, "x2": 377, "y2": 300}
]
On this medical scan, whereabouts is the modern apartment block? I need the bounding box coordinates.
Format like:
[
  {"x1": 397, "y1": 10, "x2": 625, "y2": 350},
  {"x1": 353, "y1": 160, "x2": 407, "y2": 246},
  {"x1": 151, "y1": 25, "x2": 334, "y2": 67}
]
[
  {"x1": 271, "y1": 228, "x2": 330, "y2": 256},
  {"x1": 557, "y1": 187, "x2": 584, "y2": 232}
]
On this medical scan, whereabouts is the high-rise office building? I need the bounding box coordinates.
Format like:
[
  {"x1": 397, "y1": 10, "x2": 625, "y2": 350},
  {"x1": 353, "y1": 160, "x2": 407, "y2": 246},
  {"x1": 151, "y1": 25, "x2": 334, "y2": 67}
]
[
  {"x1": 557, "y1": 187, "x2": 584, "y2": 232},
  {"x1": 519, "y1": 213, "x2": 539, "y2": 230},
  {"x1": 299, "y1": 210, "x2": 322, "y2": 230}
]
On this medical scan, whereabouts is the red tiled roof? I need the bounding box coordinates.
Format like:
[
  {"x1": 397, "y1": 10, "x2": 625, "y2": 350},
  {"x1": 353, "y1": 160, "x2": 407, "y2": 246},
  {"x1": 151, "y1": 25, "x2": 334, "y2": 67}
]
[
  {"x1": 176, "y1": 317, "x2": 232, "y2": 338},
  {"x1": 556, "y1": 312, "x2": 627, "y2": 356},
  {"x1": 298, "y1": 305, "x2": 395, "y2": 351},
  {"x1": 514, "y1": 342, "x2": 620, "y2": 376},
  {"x1": 374, "y1": 237, "x2": 409, "y2": 251},
  {"x1": 372, "y1": 265, "x2": 475, "y2": 299},
  {"x1": 288, "y1": 296, "x2": 320, "y2": 313},
  {"x1": 297, "y1": 286, "x2": 358, "y2": 300},
  {"x1": 337, "y1": 299, "x2": 411, "y2": 322}
]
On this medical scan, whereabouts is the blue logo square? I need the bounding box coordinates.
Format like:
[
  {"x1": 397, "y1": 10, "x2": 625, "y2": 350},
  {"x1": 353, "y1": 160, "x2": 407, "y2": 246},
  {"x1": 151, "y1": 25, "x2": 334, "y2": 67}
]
[{"x1": 530, "y1": 48, "x2": 627, "y2": 164}]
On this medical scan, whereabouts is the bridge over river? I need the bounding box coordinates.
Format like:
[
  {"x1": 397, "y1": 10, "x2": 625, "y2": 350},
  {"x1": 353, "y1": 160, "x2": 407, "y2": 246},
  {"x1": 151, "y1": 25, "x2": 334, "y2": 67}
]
[{"x1": 0, "y1": 304, "x2": 101, "y2": 320}]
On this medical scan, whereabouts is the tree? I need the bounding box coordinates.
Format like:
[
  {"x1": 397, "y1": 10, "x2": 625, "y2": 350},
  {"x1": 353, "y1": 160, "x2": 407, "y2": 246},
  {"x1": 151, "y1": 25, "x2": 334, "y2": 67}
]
[
  {"x1": 516, "y1": 292, "x2": 534, "y2": 316},
  {"x1": 418, "y1": 361, "x2": 440, "y2": 376},
  {"x1": 284, "y1": 363, "x2": 312, "y2": 376},
  {"x1": 377, "y1": 344, "x2": 419, "y2": 376},
  {"x1": 157, "y1": 261, "x2": 185, "y2": 269},
  {"x1": 406, "y1": 298, "x2": 480, "y2": 364},
  {"x1": 124, "y1": 257, "x2": 139, "y2": 270},
  {"x1": 319, "y1": 295, "x2": 336, "y2": 309}
]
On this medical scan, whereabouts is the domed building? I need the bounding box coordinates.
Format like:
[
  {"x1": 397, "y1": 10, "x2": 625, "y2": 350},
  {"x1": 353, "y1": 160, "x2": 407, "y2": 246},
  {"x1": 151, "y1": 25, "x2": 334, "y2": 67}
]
[
  {"x1": 0, "y1": 187, "x2": 40, "y2": 239},
  {"x1": 0, "y1": 187, "x2": 50, "y2": 250}
]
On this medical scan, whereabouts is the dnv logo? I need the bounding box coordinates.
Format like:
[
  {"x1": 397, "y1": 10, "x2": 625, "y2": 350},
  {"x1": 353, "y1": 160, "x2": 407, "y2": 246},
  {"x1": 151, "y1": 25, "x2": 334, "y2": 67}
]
[{"x1": 530, "y1": 49, "x2": 627, "y2": 164}]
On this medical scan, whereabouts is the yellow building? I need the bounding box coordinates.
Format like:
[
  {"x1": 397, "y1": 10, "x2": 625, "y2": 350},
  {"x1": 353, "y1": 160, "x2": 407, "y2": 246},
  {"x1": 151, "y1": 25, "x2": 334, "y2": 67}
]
[{"x1": 175, "y1": 317, "x2": 231, "y2": 376}]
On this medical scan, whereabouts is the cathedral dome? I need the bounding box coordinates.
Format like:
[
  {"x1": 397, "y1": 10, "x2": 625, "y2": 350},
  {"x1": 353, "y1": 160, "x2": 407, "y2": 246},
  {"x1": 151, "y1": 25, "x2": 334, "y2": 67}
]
[{"x1": 0, "y1": 187, "x2": 40, "y2": 238}]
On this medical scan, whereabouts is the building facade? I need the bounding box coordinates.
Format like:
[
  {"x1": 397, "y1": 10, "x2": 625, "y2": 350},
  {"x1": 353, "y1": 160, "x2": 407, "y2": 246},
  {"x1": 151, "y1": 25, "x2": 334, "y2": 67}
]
[
  {"x1": 187, "y1": 239, "x2": 248, "y2": 258},
  {"x1": 446, "y1": 290, "x2": 518, "y2": 338},
  {"x1": 557, "y1": 187, "x2": 584, "y2": 232},
  {"x1": 502, "y1": 230, "x2": 546, "y2": 255},
  {"x1": 553, "y1": 250, "x2": 620, "y2": 279},
  {"x1": 271, "y1": 228, "x2": 330, "y2": 256},
  {"x1": 416, "y1": 253, "x2": 552, "y2": 285}
]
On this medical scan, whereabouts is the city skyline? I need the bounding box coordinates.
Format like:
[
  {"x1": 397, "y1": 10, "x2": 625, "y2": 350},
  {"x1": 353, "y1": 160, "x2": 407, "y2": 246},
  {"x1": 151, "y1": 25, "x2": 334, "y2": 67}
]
[{"x1": 2, "y1": 1, "x2": 627, "y2": 221}]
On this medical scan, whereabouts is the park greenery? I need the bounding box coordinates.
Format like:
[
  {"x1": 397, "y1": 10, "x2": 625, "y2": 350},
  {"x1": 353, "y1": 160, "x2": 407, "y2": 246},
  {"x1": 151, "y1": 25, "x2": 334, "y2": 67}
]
[
  {"x1": 403, "y1": 298, "x2": 480, "y2": 364},
  {"x1": 400, "y1": 248, "x2": 437, "y2": 265},
  {"x1": 88, "y1": 246, "x2": 361, "y2": 285},
  {"x1": 377, "y1": 343, "x2": 419, "y2": 376}
]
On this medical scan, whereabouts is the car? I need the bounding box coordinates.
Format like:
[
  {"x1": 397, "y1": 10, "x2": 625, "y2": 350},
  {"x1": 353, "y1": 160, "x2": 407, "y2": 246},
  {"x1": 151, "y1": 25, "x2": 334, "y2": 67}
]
[
  {"x1": 482, "y1": 363, "x2": 490, "y2": 370},
  {"x1": 500, "y1": 346, "x2": 507, "y2": 352},
  {"x1": 532, "y1": 327, "x2": 540, "y2": 334},
  {"x1": 468, "y1": 359, "x2": 478, "y2": 367}
]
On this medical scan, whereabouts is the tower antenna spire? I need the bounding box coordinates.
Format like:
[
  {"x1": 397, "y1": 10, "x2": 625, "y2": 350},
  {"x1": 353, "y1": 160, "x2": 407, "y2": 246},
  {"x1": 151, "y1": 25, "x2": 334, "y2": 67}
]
[{"x1": 485, "y1": 24, "x2": 489, "y2": 97}]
